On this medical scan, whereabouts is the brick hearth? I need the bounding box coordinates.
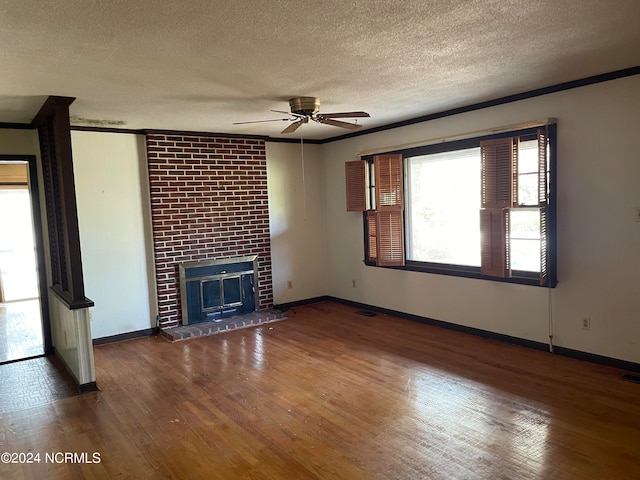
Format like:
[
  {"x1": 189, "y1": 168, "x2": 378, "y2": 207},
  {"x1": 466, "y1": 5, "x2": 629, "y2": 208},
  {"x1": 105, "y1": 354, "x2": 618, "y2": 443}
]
[{"x1": 161, "y1": 309, "x2": 287, "y2": 342}]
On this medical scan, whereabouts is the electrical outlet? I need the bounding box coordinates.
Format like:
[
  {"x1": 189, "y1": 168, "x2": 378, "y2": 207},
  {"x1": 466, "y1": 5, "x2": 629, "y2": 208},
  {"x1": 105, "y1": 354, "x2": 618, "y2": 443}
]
[
  {"x1": 287, "y1": 280, "x2": 293, "y2": 289},
  {"x1": 352, "y1": 279, "x2": 356, "y2": 288},
  {"x1": 582, "y1": 317, "x2": 591, "y2": 330}
]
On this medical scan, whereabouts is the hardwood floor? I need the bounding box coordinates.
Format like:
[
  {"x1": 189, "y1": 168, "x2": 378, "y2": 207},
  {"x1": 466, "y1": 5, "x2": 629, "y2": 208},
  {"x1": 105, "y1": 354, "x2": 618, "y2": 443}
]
[{"x1": 1, "y1": 300, "x2": 639, "y2": 479}]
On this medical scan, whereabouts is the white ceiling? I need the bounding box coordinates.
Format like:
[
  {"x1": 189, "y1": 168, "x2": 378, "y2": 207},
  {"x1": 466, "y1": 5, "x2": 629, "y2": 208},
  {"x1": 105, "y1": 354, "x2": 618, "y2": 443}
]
[{"x1": 1, "y1": 0, "x2": 639, "y2": 140}]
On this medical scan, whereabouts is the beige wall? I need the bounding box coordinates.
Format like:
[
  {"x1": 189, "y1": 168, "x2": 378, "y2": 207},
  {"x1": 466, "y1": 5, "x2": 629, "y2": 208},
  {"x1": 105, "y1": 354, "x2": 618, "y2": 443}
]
[
  {"x1": 321, "y1": 75, "x2": 640, "y2": 364},
  {"x1": 266, "y1": 142, "x2": 328, "y2": 304},
  {"x1": 0, "y1": 129, "x2": 39, "y2": 154},
  {"x1": 71, "y1": 131, "x2": 157, "y2": 338}
]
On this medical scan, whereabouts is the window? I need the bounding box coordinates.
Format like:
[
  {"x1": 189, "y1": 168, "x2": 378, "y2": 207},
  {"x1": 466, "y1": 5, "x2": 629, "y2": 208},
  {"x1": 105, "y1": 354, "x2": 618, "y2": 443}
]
[
  {"x1": 406, "y1": 147, "x2": 481, "y2": 266},
  {"x1": 347, "y1": 124, "x2": 556, "y2": 287}
]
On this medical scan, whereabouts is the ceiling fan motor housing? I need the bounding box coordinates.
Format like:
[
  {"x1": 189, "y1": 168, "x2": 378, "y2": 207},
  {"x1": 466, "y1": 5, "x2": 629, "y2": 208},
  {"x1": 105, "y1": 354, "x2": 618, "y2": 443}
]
[{"x1": 289, "y1": 96, "x2": 320, "y2": 116}]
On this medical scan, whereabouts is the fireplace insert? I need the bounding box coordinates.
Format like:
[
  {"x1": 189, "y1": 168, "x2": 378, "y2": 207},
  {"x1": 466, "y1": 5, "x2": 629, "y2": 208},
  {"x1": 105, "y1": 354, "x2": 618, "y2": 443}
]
[{"x1": 178, "y1": 255, "x2": 259, "y2": 324}]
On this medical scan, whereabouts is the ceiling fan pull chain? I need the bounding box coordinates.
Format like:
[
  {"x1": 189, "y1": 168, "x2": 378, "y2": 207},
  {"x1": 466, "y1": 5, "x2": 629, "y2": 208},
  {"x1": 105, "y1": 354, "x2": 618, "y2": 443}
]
[{"x1": 300, "y1": 131, "x2": 307, "y2": 219}]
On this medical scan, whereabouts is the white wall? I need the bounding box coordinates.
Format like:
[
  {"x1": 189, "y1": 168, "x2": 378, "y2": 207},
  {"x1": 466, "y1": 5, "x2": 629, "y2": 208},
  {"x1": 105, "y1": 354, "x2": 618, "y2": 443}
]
[
  {"x1": 266, "y1": 141, "x2": 328, "y2": 304},
  {"x1": 72, "y1": 131, "x2": 157, "y2": 339},
  {"x1": 321, "y1": 75, "x2": 640, "y2": 364}
]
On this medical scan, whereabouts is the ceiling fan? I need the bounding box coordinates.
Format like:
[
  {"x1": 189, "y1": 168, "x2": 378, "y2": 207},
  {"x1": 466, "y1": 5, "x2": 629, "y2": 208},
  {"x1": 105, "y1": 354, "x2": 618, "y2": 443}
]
[{"x1": 233, "y1": 97, "x2": 370, "y2": 134}]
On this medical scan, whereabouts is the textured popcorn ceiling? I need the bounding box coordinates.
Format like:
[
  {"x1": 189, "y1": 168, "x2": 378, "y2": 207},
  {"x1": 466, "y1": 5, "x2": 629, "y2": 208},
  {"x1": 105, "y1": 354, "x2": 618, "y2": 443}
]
[{"x1": 0, "y1": 0, "x2": 639, "y2": 140}]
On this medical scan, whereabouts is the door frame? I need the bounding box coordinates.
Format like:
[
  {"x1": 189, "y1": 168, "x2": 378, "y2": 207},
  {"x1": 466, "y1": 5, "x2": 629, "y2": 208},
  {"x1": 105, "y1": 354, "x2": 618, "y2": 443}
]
[{"x1": 0, "y1": 154, "x2": 52, "y2": 354}]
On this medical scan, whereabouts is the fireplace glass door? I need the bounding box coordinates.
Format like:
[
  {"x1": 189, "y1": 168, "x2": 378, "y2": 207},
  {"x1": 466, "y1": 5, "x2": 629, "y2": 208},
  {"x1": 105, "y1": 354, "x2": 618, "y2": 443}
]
[{"x1": 179, "y1": 256, "x2": 259, "y2": 324}]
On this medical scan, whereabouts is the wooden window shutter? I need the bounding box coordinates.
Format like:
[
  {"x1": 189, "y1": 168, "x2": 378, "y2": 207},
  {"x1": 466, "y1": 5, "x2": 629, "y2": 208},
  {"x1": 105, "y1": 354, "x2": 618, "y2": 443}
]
[
  {"x1": 481, "y1": 138, "x2": 517, "y2": 208},
  {"x1": 539, "y1": 206, "x2": 549, "y2": 286},
  {"x1": 512, "y1": 138, "x2": 519, "y2": 207},
  {"x1": 345, "y1": 160, "x2": 367, "y2": 211},
  {"x1": 376, "y1": 211, "x2": 404, "y2": 266},
  {"x1": 366, "y1": 210, "x2": 378, "y2": 262},
  {"x1": 537, "y1": 129, "x2": 548, "y2": 206},
  {"x1": 374, "y1": 154, "x2": 403, "y2": 211},
  {"x1": 480, "y1": 208, "x2": 510, "y2": 278},
  {"x1": 538, "y1": 129, "x2": 553, "y2": 286}
]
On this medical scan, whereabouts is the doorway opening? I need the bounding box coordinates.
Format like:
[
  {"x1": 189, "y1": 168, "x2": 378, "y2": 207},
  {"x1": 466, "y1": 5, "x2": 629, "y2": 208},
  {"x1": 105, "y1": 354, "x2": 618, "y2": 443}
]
[{"x1": 0, "y1": 157, "x2": 50, "y2": 364}]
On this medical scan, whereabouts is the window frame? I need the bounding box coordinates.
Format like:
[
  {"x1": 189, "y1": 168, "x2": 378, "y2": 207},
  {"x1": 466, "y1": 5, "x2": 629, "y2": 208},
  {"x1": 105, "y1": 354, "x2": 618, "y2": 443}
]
[{"x1": 361, "y1": 124, "x2": 557, "y2": 287}]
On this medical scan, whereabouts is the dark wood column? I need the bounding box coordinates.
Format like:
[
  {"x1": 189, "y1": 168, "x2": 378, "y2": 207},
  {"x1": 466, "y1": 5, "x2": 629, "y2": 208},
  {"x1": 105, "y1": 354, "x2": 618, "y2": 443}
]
[{"x1": 31, "y1": 96, "x2": 93, "y2": 309}]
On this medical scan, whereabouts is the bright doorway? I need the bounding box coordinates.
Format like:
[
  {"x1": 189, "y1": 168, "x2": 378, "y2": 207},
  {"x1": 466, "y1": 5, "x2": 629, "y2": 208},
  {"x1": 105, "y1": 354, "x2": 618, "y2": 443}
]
[{"x1": 0, "y1": 162, "x2": 44, "y2": 363}]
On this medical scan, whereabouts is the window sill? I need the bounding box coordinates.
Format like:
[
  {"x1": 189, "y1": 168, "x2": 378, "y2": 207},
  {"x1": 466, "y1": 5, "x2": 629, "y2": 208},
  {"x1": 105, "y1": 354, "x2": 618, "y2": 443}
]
[{"x1": 364, "y1": 260, "x2": 557, "y2": 288}]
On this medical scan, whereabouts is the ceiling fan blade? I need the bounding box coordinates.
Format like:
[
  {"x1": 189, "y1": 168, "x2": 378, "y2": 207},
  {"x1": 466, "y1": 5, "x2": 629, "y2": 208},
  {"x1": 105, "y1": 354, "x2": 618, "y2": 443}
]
[
  {"x1": 315, "y1": 117, "x2": 362, "y2": 130},
  {"x1": 281, "y1": 120, "x2": 304, "y2": 134},
  {"x1": 271, "y1": 109, "x2": 305, "y2": 118},
  {"x1": 233, "y1": 118, "x2": 290, "y2": 125},
  {"x1": 319, "y1": 111, "x2": 370, "y2": 118}
]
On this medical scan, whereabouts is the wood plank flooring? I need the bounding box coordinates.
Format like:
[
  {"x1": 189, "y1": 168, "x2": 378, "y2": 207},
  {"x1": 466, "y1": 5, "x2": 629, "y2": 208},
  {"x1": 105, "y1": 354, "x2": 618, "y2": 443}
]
[{"x1": 1, "y1": 300, "x2": 639, "y2": 479}]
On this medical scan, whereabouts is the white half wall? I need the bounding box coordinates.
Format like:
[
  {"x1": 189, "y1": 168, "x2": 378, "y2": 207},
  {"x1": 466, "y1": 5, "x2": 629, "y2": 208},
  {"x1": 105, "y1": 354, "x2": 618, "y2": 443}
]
[
  {"x1": 266, "y1": 141, "x2": 328, "y2": 304},
  {"x1": 72, "y1": 131, "x2": 157, "y2": 339},
  {"x1": 322, "y1": 75, "x2": 640, "y2": 364},
  {"x1": 49, "y1": 295, "x2": 95, "y2": 385}
]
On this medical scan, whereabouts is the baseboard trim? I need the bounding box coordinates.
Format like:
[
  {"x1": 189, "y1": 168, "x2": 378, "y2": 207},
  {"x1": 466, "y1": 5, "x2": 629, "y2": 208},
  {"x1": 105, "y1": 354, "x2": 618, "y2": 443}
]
[
  {"x1": 79, "y1": 381, "x2": 99, "y2": 394},
  {"x1": 93, "y1": 328, "x2": 159, "y2": 346},
  {"x1": 321, "y1": 296, "x2": 640, "y2": 374},
  {"x1": 274, "y1": 296, "x2": 331, "y2": 311},
  {"x1": 328, "y1": 296, "x2": 549, "y2": 351},
  {"x1": 551, "y1": 346, "x2": 640, "y2": 373}
]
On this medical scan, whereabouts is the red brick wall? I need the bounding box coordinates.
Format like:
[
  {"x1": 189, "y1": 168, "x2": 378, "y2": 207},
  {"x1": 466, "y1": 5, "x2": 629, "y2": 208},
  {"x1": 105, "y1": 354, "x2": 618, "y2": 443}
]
[{"x1": 145, "y1": 133, "x2": 273, "y2": 328}]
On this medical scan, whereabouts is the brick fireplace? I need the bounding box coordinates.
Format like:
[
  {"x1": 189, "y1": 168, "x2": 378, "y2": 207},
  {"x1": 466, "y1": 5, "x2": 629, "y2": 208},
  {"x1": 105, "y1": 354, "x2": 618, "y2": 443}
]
[{"x1": 146, "y1": 133, "x2": 273, "y2": 329}]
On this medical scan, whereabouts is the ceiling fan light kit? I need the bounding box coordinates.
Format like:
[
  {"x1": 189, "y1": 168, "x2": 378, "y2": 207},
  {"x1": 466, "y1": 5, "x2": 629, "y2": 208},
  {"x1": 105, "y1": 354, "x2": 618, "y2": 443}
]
[{"x1": 233, "y1": 96, "x2": 370, "y2": 134}]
